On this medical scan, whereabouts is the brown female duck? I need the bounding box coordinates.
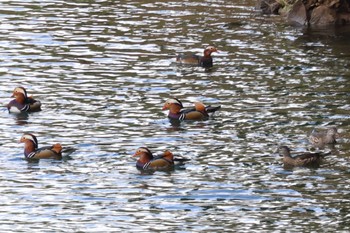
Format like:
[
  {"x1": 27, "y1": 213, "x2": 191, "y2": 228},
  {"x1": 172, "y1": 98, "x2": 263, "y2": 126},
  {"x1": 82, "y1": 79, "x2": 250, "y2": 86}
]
[
  {"x1": 20, "y1": 133, "x2": 62, "y2": 160},
  {"x1": 176, "y1": 46, "x2": 218, "y2": 68},
  {"x1": 162, "y1": 98, "x2": 221, "y2": 121},
  {"x1": 309, "y1": 127, "x2": 339, "y2": 147},
  {"x1": 7, "y1": 87, "x2": 41, "y2": 113},
  {"x1": 278, "y1": 146, "x2": 330, "y2": 169}
]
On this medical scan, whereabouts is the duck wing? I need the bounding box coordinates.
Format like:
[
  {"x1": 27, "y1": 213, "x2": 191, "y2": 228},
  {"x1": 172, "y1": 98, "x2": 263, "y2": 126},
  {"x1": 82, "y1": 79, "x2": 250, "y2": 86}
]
[
  {"x1": 176, "y1": 54, "x2": 201, "y2": 65},
  {"x1": 295, "y1": 153, "x2": 320, "y2": 161},
  {"x1": 27, "y1": 146, "x2": 62, "y2": 160},
  {"x1": 143, "y1": 158, "x2": 174, "y2": 170},
  {"x1": 184, "y1": 111, "x2": 208, "y2": 120}
]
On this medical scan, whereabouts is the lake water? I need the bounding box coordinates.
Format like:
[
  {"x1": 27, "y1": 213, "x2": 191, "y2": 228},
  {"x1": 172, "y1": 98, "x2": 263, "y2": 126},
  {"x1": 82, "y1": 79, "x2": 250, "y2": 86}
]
[{"x1": 0, "y1": 0, "x2": 349, "y2": 232}]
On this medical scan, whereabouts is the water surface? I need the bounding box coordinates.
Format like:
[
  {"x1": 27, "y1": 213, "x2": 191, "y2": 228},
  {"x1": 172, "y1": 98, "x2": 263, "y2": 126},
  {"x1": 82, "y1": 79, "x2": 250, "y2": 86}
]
[{"x1": 0, "y1": 0, "x2": 350, "y2": 232}]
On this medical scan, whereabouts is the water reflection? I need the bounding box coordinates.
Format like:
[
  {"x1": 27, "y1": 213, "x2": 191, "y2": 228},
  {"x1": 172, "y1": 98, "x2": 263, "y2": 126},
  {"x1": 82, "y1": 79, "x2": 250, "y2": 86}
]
[
  {"x1": 10, "y1": 112, "x2": 29, "y2": 125},
  {"x1": 0, "y1": 0, "x2": 349, "y2": 232}
]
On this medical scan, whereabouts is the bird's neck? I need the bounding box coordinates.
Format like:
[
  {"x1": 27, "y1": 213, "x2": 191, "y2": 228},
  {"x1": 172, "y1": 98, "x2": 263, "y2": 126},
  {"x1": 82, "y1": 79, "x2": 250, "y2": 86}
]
[
  {"x1": 24, "y1": 141, "x2": 36, "y2": 155},
  {"x1": 16, "y1": 94, "x2": 28, "y2": 104},
  {"x1": 137, "y1": 153, "x2": 153, "y2": 165},
  {"x1": 168, "y1": 104, "x2": 182, "y2": 114},
  {"x1": 203, "y1": 50, "x2": 212, "y2": 58}
]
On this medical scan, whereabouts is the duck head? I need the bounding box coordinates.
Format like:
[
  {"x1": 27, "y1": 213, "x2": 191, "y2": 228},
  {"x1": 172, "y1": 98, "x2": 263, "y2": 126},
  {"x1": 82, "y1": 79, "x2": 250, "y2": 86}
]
[
  {"x1": 327, "y1": 127, "x2": 339, "y2": 138},
  {"x1": 203, "y1": 46, "x2": 218, "y2": 57},
  {"x1": 278, "y1": 146, "x2": 291, "y2": 157},
  {"x1": 20, "y1": 133, "x2": 39, "y2": 156},
  {"x1": 20, "y1": 133, "x2": 38, "y2": 148},
  {"x1": 133, "y1": 147, "x2": 153, "y2": 159},
  {"x1": 12, "y1": 87, "x2": 28, "y2": 103},
  {"x1": 162, "y1": 98, "x2": 183, "y2": 110}
]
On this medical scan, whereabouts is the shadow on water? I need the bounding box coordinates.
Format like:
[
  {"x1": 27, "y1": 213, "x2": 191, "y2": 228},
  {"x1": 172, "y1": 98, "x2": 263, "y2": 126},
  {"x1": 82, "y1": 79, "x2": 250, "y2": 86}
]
[{"x1": 296, "y1": 25, "x2": 350, "y2": 45}]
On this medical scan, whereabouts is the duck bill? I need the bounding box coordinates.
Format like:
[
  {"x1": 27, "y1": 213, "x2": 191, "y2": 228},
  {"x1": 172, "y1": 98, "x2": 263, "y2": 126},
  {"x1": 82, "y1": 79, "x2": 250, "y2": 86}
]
[
  {"x1": 161, "y1": 105, "x2": 168, "y2": 111},
  {"x1": 132, "y1": 153, "x2": 140, "y2": 157}
]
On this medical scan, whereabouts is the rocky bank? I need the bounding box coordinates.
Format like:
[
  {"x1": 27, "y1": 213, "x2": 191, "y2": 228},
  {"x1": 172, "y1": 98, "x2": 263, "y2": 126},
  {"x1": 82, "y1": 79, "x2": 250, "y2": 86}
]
[{"x1": 257, "y1": 0, "x2": 350, "y2": 26}]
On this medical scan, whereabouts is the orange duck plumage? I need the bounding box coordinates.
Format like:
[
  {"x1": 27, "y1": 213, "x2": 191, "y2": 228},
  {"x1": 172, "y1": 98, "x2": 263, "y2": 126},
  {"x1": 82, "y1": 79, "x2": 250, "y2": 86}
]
[
  {"x1": 133, "y1": 147, "x2": 175, "y2": 171},
  {"x1": 176, "y1": 46, "x2": 218, "y2": 68},
  {"x1": 20, "y1": 133, "x2": 62, "y2": 160},
  {"x1": 7, "y1": 87, "x2": 41, "y2": 113},
  {"x1": 162, "y1": 98, "x2": 221, "y2": 121}
]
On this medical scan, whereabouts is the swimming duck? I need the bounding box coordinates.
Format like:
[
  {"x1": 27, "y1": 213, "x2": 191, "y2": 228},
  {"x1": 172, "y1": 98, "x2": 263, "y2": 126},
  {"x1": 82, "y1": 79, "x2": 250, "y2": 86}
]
[
  {"x1": 133, "y1": 147, "x2": 175, "y2": 171},
  {"x1": 162, "y1": 98, "x2": 221, "y2": 121},
  {"x1": 7, "y1": 87, "x2": 41, "y2": 113},
  {"x1": 309, "y1": 127, "x2": 339, "y2": 147},
  {"x1": 176, "y1": 46, "x2": 218, "y2": 68},
  {"x1": 19, "y1": 133, "x2": 62, "y2": 160},
  {"x1": 278, "y1": 146, "x2": 330, "y2": 169}
]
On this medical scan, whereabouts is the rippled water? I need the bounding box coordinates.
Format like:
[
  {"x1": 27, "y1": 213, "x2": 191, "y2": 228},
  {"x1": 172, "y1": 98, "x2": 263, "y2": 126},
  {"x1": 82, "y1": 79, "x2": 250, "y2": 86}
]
[{"x1": 0, "y1": 0, "x2": 350, "y2": 231}]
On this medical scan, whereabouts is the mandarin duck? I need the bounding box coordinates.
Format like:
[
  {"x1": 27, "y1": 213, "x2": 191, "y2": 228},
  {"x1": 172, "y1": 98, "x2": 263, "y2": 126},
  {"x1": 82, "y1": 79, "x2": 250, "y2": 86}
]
[
  {"x1": 176, "y1": 46, "x2": 218, "y2": 68},
  {"x1": 309, "y1": 127, "x2": 339, "y2": 147},
  {"x1": 7, "y1": 87, "x2": 41, "y2": 113},
  {"x1": 133, "y1": 147, "x2": 188, "y2": 171},
  {"x1": 20, "y1": 133, "x2": 62, "y2": 160},
  {"x1": 133, "y1": 147, "x2": 174, "y2": 171},
  {"x1": 162, "y1": 98, "x2": 221, "y2": 121},
  {"x1": 278, "y1": 146, "x2": 330, "y2": 169}
]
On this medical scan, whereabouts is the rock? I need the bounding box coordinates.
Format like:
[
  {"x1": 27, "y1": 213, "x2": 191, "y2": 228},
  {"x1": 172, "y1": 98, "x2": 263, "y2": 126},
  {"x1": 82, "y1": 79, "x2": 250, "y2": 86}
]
[
  {"x1": 337, "y1": 12, "x2": 350, "y2": 24},
  {"x1": 258, "y1": 0, "x2": 350, "y2": 25},
  {"x1": 287, "y1": 0, "x2": 308, "y2": 25},
  {"x1": 310, "y1": 5, "x2": 337, "y2": 25},
  {"x1": 257, "y1": 0, "x2": 282, "y2": 14}
]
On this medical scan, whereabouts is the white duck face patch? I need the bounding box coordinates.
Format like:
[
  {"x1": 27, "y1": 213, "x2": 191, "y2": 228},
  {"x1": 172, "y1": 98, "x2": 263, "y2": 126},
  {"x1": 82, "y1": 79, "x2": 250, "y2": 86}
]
[
  {"x1": 205, "y1": 46, "x2": 217, "y2": 51},
  {"x1": 133, "y1": 147, "x2": 153, "y2": 158},
  {"x1": 165, "y1": 98, "x2": 183, "y2": 107},
  {"x1": 21, "y1": 134, "x2": 38, "y2": 146},
  {"x1": 137, "y1": 147, "x2": 151, "y2": 154},
  {"x1": 13, "y1": 87, "x2": 27, "y2": 98}
]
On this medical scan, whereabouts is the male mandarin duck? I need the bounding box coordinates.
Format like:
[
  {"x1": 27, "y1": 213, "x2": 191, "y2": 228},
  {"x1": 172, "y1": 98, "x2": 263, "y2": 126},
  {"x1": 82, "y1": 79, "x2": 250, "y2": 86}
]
[
  {"x1": 278, "y1": 146, "x2": 330, "y2": 169},
  {"x1": 7, "y1": 87, "x2": 41, "y2": 113},
  {"x1": 133, "y1": 147, "x2": 175, "y2": 171},
  {"x1": 19, "y1": 133, "x2": 62, "y2": 160},
  {"x1": 133, "y1": 147, "x2": 189, "y2": 171},
  {"x1": 309, "y1": 127, "x2": 339, "y2": 147},
  {"x1": 176, "y1": 46, "x2": 218, "y2": 68},
  {"x1": 162, "y1": 98, "x2": 221, "y2": 121}
]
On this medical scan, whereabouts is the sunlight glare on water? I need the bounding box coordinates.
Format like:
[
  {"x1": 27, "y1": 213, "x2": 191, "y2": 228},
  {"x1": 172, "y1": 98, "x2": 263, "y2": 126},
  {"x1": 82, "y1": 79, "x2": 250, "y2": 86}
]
[{"x1": 0, "y1": 0, "x2": 350, "y2": 231}]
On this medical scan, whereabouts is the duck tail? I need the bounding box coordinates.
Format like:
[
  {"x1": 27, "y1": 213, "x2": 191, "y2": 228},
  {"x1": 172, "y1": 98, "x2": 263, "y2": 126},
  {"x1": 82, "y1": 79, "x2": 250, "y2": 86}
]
[
  {"x1": 173, "y1": 157, "x2": 190, "y2": 162},
  {"x1": 205, "y1": 105, "x2": 221, "y2": 113}
]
